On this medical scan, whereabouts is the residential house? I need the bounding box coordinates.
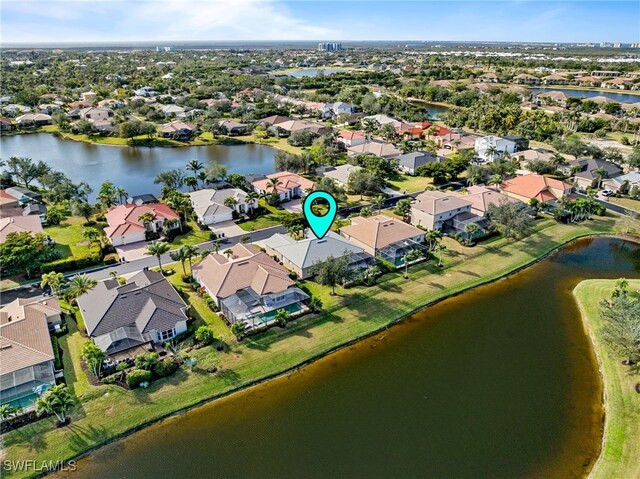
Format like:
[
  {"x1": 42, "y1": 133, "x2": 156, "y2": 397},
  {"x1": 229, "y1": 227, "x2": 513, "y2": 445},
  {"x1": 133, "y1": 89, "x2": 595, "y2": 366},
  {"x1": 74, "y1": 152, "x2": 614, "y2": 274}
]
[
  {"x1": 134, "y1": 86, "x2": 158, "y2": 97},
  {"x1": 188, "y1": 188, "x2": 255, "y2": 225},
  {"x1": 192, "y1": 244, "x2": 309, "y2": 328},
  {"x1": 159, "y1": 121, "x2": 198, "y2": 140},
  {"x1": 0, "y1": 216, "x2": 44, "y2": 244},
  {"x1": 160, "y1": 104, "x2": 188, "y2": 119},
  {"x1": 1, "y1": 296, "x2": 62, "y2": 331},
  {"x1": 502, "y1": 135, "x2": 529, "y2": 152},
  {"x1": 591, "y1": 70, "x2": 622, "y2": 78},
  {"x1": 512, "y1": 73, "x2": 540, "y2": 85},
  {"x1": 460, "y1": 186, "x2": 519, "y2": 217},
  {"x1": 0, "y1": 117, "x2": 15, "y2": 131},
  {"x1": 574, "y1": 76, "x2": 603, "y2": 87},
  {"x1": 2, "y1": 104, "x2": 31, "y2": 116},
  {"x1": 474, "y1": 136, "x2": 517, "y2": 162},
  {"x1": 322, "y1": 164, "x2": 362, "y2": 189},
  {"x1": 259, "y1": 115, "x2": 293, "y2": 127},
  {"x1": 562, "y1": 158, "x2": 623, "y2": 190},
  {"x1": 397, "y1": 151, "x2": 444, "y2": 176},
  {"x1": 602, "y1": 78, "x2": 634, "y2": 90},
  {"x1": 320, "y1": 102, "x2": 356, "y2": 119},
  {"x1": 251, "y1": 172, "x2": 316, "y2": 202},
  {"x1": 23, "y1": 203, "x2": 48, "y2": 221},
  {"x1": 411, "y1": 191, "x2": 486, "y2": 239},
  {"x1": 535, "y1": 91, "x2": 570, "y2": 107},
  {"x1": 0, "y1": 189, "x2": 22, "y2": 216},
  {"x1": 79, "y1": 107, "x2": 113, "y2": 122},
  {"x1": 0, "y1": 297, "x2": 59, "y2": 408},
  {"x1": 219, "y1": 120, "x2": 247, "y2": 135},
  {"x1": 263, "y1": 231, "x2": 375, "y2": 279},
  {"x1": 127, "y1": 194, "x2": 159, "y2": 206},
  {"x1": 362, "y1": 114, "x2": 402, "y2": 128},
  {"x1": 104, "y1": 203, "x2": 180, "y2": 246},
  {"x1": 15, "y1": 113, "x2": 52, "y2": 127},
  {"x1": 340, "y1": 214, "x2": 425, "y2": 267},
  {"x1": 271, "y1": 119, "x2": 331, "y2": 137},
  {"x1": 347, "y1": 140, "x2": 402, "y2": 159},
  {"x1": 97, "y1": 99, "x2": 124, "y2": 109},
  {"x1": 77, "y1": 270, "x2": 189, "y2": 359},
  {"x1": 81, "y1": 91, "x2": 97, "y2": 103},
  {"x1": 601, "y1": 171, "x2": 640, "y2": 193},
  {"x1": 477, "y1": 72, "x2": 499, "y2": 83},
  {"x1": 5, "y1": 186, "x2": 42, "y2": 204},
  {"x1": 542, "y1": 73, "x2": 569, "y2": 85},
  {"x1": 501, "y1": 174, "x2": 572, "y2": 204},
  {"x1": 336, "y1": 130, "x2": 366, "y2": 148}
]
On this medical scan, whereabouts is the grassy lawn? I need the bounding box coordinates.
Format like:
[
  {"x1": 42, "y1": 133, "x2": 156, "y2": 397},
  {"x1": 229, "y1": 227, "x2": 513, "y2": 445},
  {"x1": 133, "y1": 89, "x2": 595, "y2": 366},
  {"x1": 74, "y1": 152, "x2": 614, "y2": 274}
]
[
  {"x1": 237, "y1": 200, "x2": 285, "y2": 231},
  {"x1": 170, "y1": 219, "x2": 212, "y2": 247},
  {"x1": 44, "y1": 216, "x2": 101, "y2": 259},
  {"x1": 387, "y1": 173, "x2": 433, "y2": 193},
  {"x1": 2, "y1": 213, "x2": 638, "y2": 478},
  {"x1": 573, "y1": 280, "x2": 640, "y2": 479},
  {"x1": 239, "y1": 134, "x2": 306, "y2": 154},
  {"x1": 608, "y1": 196, "x2": 640, "y2": 213}
]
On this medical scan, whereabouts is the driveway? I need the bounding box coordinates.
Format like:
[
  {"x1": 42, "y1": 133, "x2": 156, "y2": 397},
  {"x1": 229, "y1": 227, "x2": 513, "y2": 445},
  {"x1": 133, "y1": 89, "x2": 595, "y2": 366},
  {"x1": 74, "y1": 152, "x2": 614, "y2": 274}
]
[
  {"x1": 282, "y1": 198, "x2": 303, "y2": 213},
  {"x1": 209, "y1": 220, "x2": 245, "y2": 238},
  {"x1": 115, "y1": 242, "x2": 151, "y2": 262}
]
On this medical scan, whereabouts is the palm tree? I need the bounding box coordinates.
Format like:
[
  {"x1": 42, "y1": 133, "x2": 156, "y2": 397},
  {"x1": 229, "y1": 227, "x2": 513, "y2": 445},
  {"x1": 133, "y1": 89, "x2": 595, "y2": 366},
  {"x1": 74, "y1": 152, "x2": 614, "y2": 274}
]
[
  {"x1": 223, "y1": 248, "x2": 234, "y2": 259},
  {"x1": 82, "y1": 227, "x2": 102, "y2": 248},
  {"x1": 362, "y1": 118, "x2": 380, "y2": 144},
  {"x1": 115, "y1": 187, "x2": 128, "y2": 205},
  {"x1": 138, "y1": 212, "x2": 154, "y2": 230},
  {"x1": 212, "y1": 239, "x2": 222, "y2": 255},
  {"x1": 433, "y1": 242, "x2": 447, "y2": 267},
  {"x1": 224, "y1": 196, "x2": 239, "y2": 209},
  {"x1": 425, "y1": 229, "x2": 442, "y2": 250},
  {"x1": 145, "y1": 241, "x2": 171, "y2": 273},
  {"x1": 67, "y1": 274, "x2": 97, "y2": 302},
  {"x1": 550, "y1": 153, "x2": 567, "y2": 169},
  {"x1": 184, "y1": 176, "x2": 199, "y2": 191},
  {"x1": 245, "y1": 191, "x2": 258, "y2": 214},
  {"x1": 170, "y1": 248, "x2": 188, "y2": 275},
  {"x1": 485, "y1": 145, "x2": 498, "y2": 162},
  {"x1": 267, "y1": 177, "x2": 282, "y2": 196},
  {"x1": 487, "y1": 175, "x2": 503, "y2": 190},
  {"x1": 41, "y1": 272, "x2": 65, "y2": 297},
  {"x1": 180, "y1": 244, "x2": 199, "y2": 272},
  {"x1": 372, "y1": 195, "x2": 385, "y2": 212},
  {"x1": 186, "y1": 159, "x2": 204, "y2": 180},
  {"x1": 197, "y1": 171, "x2": 208, "y2": 188},
  {"x1": 464, "y1": 223, "x2": 481, "y2": 239},
  {"x1": 594, "y1": 167, "x2": 609, "y2": 189},
  {"x1": 402, "y1": 249, "x2": 423, "y2": 279},
  {"x1": 35, "y1": 384, "x2": 74, "y2": 425}
]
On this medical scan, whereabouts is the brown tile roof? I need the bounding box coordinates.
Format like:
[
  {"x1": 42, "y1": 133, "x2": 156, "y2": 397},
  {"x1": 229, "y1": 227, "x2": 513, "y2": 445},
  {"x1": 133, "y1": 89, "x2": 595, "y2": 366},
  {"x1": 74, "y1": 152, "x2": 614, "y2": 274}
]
[
  {"x1": 0, "y1": 215, "x2": 44, "y2": 243},
  {"x1": 251, "y1": 172, "x2": 316, "y2": 193},
  {"x1": 412, "y1": 191, "x2": 472, "y2": 215},
  {"x1": 340, "y1": 214, "x2": 423, "y2": 250},
  {"x1": 192, "y1": 244, "x2": 294, "y2": 299}
]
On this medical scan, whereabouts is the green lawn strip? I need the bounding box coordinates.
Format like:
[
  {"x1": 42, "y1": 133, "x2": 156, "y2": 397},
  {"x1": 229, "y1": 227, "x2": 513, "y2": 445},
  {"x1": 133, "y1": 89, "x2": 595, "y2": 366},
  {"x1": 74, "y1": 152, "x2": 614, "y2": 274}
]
[
  {"x1": 169, "y1": 219, "x2": 212, "y2": 247},
  {"x1": 387, "y1": 173, "x2": 434, "y2": 193},
  {"x1": 608, "y1": 197, "x2": 640, "y2": 214},
  {"x1": 573, "y1": 280, "x2": 640, "y2": 479},
  {"x1": 44, "y1": 216, "x2": 101, "y2": 259},
  {"x1": 1, "y1": 214, "x2": 634, "y2": 478}
]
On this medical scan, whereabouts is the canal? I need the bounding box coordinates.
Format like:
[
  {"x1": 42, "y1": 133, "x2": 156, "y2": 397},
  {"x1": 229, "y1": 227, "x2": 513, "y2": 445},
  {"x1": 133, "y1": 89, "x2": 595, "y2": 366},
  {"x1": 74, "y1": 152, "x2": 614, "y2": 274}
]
[
  {"x1": 59, "y1": 237, "x2": 639, "y2": 479},
  {"x1": 0, "y1": 133, "x2": 278, "y2": 200}
]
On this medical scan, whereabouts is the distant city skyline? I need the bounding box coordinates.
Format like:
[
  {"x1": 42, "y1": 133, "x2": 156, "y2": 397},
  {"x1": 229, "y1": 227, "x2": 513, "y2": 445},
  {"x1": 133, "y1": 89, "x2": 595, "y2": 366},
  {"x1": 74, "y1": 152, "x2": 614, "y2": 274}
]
[{"x1": 2, "y1": 1, "x2": 639, "y2": 45}]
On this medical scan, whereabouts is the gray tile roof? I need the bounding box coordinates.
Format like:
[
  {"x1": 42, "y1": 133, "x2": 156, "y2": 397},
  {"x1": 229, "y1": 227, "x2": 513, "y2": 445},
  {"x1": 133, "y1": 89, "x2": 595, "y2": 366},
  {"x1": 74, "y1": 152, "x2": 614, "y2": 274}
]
[
  {"x1": 397, "y1": 151, "x2": 444, "y2": 170},
  {"x1": 77, "y1": 270, "x2": 187, "y2": 338}
]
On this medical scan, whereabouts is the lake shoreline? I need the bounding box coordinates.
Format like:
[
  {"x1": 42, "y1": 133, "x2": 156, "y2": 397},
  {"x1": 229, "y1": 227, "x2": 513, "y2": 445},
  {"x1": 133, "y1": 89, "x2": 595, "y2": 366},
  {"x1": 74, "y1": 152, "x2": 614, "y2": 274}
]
[
  {"x1": 34, "y1": 231, "x2": 637, "y2": 479},
  {"x1": 574, "y1": 278, "x2": 640, "y2": 479}
]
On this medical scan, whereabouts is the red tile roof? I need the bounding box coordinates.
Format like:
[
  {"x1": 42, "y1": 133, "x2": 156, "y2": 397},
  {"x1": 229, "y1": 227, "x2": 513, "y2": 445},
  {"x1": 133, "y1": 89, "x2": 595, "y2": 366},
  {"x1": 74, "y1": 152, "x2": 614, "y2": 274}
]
[
  {"x1": 104, "y1": 203, "x2": 179, "y2": 238},
  {"x1": 501, "y1": 174, "x2": 572, "y2": 201}
]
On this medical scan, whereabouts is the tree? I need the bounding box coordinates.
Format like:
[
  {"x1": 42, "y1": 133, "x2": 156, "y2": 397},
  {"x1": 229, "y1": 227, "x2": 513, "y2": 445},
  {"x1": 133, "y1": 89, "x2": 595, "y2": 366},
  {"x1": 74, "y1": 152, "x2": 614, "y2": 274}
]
[
  {"x1": 348, "y1": 169, "x2": 383, "y2": 199},
  {"x1": 275, "y1": 308, "x2": 291, "y2": 327},
  {"x1": 212, "y1": 239, "x2": 222, "y2": 255},
  {"x1": 464, "y1": 222, "x2": 481, "y2": 239},
  {"x1": 70, "y1": 200, "x2": 94, "y2": 223},
  {"x1": 313, "y1": 254, "x2": 350, "y2": 295},
  {"x1": 82, "y1": 227, "x2": 101, "y2": 247},
  {"x1": 372, "y1": 195, "x2": 385, "y2": 212},
  {"x1": 41, "y1": 271, "x2": 65, "y2": 297},
  {"x1": 0, "y1": 404, "x2": 22, "y2": 422},
  {"x1": 223, "y1": 248, "x2": 234, "y2": 259},
  {"x1": 0, "y1": 232, "x2": 58, "y2": 277},
  {"x1": 181, "y1": 244, "x2": 199, "y2": 272},
  {"x1": 35, "y1": 384, "x2": 74, "y2": 424},
  {"x1": 309, "y1": 295, "x2": 323, "y2": 313},
  {"x1": 402, "y1": 249, "x2": 423, "y2": 279},
  {"x1": 362, "y1": 118, "x2": 380, "y2": 143},
  {"x1": 98, "y1": 181, "x2": 118, "y2": 208},
  {"x1": 170, "y1": 247, "x2": 188, "y2": 275},
  {"x1": 6, "y1": 157, "x2": 40, "y2": 187},
  {"x1": 145, "y1": 241, "x2": 171, "y2": 273},
  {"x1": 594, "y1": 166, "x2": 609, "y2": 189},
  {"x1": 135, "y1": 352, "x2": 160, "y2": 371},
  {"x1": 224, "y1": 196, "x2": 239, "y2": 209},
  {"x1": 394, "y1": 198, "x2": 412, "y2": 222},
  {"x1": 424, "y1": 229, "x2": 442, "y2": 250},
  {"x1": 81, "y1": 341, "x2": 107, "y2": 378},
  {"x1": 204, "y1": 163, "x2": 227, "y2": 184},
  {"x1": 115, "y1": 187, "x2": 128, "y2": 205},
  {"x1": 67, "y1": 274, "x2": 97, "y2": 302},
  {"x1": 433, "y1": 242, "x2": 447, "y2": 267},
  {"x1": 44, "y1": 205, "x2": 63, "y2": 225},
  {"x1": 487, "y1": 202, "x2": 533, "y2": 240},
  {"x1": 227, "y1": 173, "x2": 247, "y2": 190},
  {"x1": 599, "y1": 292, "x2": 640, "y2": 366},
  {"x1": 195, "y1": 326, "x2": 215, "y2": 345},
  {"x1": 154, "y1": 169, "x2": 185, "y2": 191},
  {"x1": 267, "y1": 176, "x2": 283, "y2": 196},
  {"x1": 231, "y1": 321, "x2": 247, "y2": 339}
]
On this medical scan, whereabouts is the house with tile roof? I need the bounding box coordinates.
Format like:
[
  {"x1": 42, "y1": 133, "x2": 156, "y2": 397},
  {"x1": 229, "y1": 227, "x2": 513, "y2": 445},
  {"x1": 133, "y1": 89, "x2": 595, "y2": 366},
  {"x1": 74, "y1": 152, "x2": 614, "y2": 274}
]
[
  {"x1": 322, "y1": 164, "x2": 363, "y2": 189},
  {"x1": 251, "y1": 172, "x2": 316, "y2": 202},
  {"x1": 188, "y1": 188, "x2": 255, "y2": 225},
  {"x1": 347, "y1": 140, "x2": 402, "y2": 159},
  {"x1": 411, "y1": 191, "x2": 477, "y2": 231},
  {"x1": 104, "y1": 203, "x2": 180, "y2": 246},
  {"x1": 192, "y1": 244, "x2": 309, "y2": 328},
  {"x1": 336, "y1": 129, "x2": 366, "y2": 148},
  {"x1": 397, "y1": 151, "x2": 444, "y2": 176},
  {"x1": 340, "y1": 214, "x2": 425, "y2": 267},
  {"x1": 562, "y1": 158, "x2": 623, "y2": 190},
  {"x1": 460, "y1": 186, "x2": 519, "y2": 217},
  {"x1": 159, "y1": 120, "x2": 198, "y2": 140},
  {"x1": 501, "y1": 174, "x2": 572, "y2": 204},
  {"x1": 263, "y1": 231, "x2": 375, "y2": 279},
  {"x1": 77, "y1": 270, "x2": 188, "y2": 359},
  {"x1": 0, "y1": 216, "x2": 44, "y2": 244},
  {"x1": 0, "y1": 297, "x2": 60, "y2": 408}
]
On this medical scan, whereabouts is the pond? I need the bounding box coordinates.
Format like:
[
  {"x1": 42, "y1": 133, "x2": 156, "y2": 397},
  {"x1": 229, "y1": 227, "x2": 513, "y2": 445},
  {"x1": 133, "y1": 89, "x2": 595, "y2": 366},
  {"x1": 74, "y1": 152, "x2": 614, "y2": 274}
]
[
  {"x1": 0, "y1": 133, "x2": 278, "y2": 200},
  {"x1": 529, "y1": 87, "x2": 640, "y2": 104},
  {"x1": 58, "y1": 237, "x2": 640, "y2": 479},
  {"x1": 286, "y1": 68, "x2": 347, "y2": 78}
]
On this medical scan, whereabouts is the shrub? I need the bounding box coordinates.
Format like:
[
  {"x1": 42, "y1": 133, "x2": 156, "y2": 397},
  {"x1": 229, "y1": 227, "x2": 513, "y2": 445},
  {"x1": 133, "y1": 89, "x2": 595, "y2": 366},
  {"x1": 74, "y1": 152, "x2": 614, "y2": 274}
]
[
  {"x1": 134, "y1": 352, "x2": 160, "y2": 371},
  {"x1": 153, "y1": 357, "x2": 180, "y2": 378},
  {"x1": 51, "y1": 336, "x2": 63, "y2": 370},
  {"x1": 116, "y1": 362, "x2": 132, "y2": 372},
  {"x1": 203, "y1": 294, "x2": 217, "y2": 311},
  {"x1": 40, "y1": 252, "x2": 103, "y2": 273},
  {"x1": 194, "y1": 326, "x2": 215, "y2": 345},
  {"x1": 101, "y1": 374, "x2": 121, "y2": 385},
  {"x1": 103, "y1": 254, "x2": 118, "y2": 265},
  {"x1": 126, "y1": 368, "x2": 153, "y2": 388}
]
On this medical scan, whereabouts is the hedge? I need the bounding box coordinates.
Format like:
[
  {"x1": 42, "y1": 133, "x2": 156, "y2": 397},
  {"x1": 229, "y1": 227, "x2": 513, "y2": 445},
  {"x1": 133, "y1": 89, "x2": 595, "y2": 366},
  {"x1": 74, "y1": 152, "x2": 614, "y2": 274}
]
[
  {"x1": 153, "y1": 357, "x2": 180, "y2": 378},
  {"x1": 41, "y1": 252, "x2": 103, "y2": 273},
  {"x1": 125, "y1": 368, "x2": 153, "y2": 388},
  {"x1": 51, "y1": 335, "x2": 63, "y2": 370}
]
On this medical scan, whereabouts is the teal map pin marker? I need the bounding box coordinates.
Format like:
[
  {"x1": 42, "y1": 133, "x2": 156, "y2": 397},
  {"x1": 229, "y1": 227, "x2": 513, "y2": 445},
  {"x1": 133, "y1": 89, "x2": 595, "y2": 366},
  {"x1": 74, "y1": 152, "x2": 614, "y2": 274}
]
[{"x1": 303, "y1": 191, "x2": 337, "y2": 239}]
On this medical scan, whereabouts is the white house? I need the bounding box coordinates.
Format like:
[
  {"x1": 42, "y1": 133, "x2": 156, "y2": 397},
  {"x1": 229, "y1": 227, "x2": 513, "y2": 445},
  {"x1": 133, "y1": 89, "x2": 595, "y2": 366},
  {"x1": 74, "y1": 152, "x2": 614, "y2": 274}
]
[
  {"x1": 188, "y1": 188, "x2": 256, "y2": 225},
  {"x1": 474, "y1": 136, "x2": 517, "y2": 162}
]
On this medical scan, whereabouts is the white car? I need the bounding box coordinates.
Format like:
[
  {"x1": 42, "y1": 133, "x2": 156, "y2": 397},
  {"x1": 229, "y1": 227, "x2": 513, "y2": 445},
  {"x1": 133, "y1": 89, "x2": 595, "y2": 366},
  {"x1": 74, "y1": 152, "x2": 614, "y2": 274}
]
[{"x1": 601, "y1": 190, "x2": 614, "y2": 197}]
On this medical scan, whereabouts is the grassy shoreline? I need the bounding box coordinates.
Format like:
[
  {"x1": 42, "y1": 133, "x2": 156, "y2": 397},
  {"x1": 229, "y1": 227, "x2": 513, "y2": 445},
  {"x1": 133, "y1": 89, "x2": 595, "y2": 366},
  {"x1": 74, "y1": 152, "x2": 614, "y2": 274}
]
[
  {"x1": 1, "y1": 215, "x2": 637, "y2": 478},
  {"x1": 573, "y1": 280, "x2": 640, "y2": 479}
]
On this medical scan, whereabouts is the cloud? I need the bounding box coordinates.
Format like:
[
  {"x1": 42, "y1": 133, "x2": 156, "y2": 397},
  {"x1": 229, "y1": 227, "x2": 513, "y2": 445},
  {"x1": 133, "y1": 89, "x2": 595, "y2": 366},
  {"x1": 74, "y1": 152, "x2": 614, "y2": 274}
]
[{"x1": 1, "y1": 0, "x2": 338, "y2": 42}]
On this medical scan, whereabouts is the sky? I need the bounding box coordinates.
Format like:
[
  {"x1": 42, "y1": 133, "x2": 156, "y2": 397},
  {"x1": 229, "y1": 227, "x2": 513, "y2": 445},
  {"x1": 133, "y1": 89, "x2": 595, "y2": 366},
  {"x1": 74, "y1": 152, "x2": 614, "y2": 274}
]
[{"x1": 1, "y1": 1, "x2": 639, "y2": 45}]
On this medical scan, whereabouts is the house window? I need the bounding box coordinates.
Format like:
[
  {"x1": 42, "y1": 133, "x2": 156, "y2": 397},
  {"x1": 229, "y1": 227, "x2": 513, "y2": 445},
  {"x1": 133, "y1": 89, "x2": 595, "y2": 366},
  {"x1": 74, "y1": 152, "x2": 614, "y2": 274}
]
[{"x1": 160, "y1": 328, "x2": 175, "y2": 341}]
